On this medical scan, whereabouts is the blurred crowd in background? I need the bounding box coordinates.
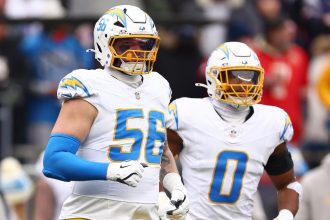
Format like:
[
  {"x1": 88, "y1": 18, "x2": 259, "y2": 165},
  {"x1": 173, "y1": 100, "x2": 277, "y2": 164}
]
[{"x1": 0, "y1": 0, "x2": 329, "y2": 220}]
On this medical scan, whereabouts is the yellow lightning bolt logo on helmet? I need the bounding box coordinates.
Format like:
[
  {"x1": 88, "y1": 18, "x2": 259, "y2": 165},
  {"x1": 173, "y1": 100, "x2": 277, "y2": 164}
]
[
  {"x1": 105, "y1": 8, "x2": 127, "y2": 27},
  {"x1": 59, "y1": 76, "x2": 91, "y2": 97},
  {"x1": 218, "y1": 44, "x2": 229, "y2": 59}
]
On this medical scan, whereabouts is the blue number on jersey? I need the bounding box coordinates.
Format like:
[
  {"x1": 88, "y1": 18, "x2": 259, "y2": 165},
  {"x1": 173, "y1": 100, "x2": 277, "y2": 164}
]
[
  {"x1": 110, "y1": 109, "x2": 143, "y2": 161},
  {"x1": 109, "y1": 109, "x2": 165, "y2": 164},
  {"x1": 146, "y1": 111, "x2": 165, "y2": 164},
  {"x1": 209, "y1": 151, "x2": 248, "y2": 203}
]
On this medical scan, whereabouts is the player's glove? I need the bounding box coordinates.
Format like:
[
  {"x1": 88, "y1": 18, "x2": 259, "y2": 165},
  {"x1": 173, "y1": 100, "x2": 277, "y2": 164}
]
[
  {"x1": 163, "y1": 173, "x2": 189, "y2": 220},
  {"x1": 273, "y1": 209, "x2": 293, "y2": 220},
  {"x1": 158, "y1": 191, "x2": 171, "y2": 220},
  {"x1": 167, "y1": 185, "x2": 189, "y2": 219},
  {"x1": 106, "y1": 160, "x2": 148, "y2": 187}
]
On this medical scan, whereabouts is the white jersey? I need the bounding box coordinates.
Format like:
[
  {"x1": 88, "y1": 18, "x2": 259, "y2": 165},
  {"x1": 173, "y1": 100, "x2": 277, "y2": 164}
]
[
  {"x1": 56, "y1": 68, "x2": 171, "y2": 205},
  {"x1": 168, "y1": 97, "x2": 293, "y2": 220}
]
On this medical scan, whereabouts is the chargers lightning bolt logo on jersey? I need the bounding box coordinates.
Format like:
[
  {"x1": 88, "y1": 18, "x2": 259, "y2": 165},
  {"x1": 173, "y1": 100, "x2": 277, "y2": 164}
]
[
  {"x1": 280, "y1": 114, "x2": 293, "y2": 141},
  {"x1": 169, "y1": 102, "x2": 179, "y2": 130},
  {"x1": 59, "y1": 76, "x2": 91, "y2": 98}
]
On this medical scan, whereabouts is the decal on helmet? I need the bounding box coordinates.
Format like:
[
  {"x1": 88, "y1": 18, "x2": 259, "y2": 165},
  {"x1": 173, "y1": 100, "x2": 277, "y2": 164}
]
[{"x1": 105, "y1": 8, "x2": 127, "y2": 28}]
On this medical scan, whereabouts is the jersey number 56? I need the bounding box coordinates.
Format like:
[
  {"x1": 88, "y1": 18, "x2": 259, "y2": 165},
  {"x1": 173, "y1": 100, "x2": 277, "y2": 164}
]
[{"x1": 109, "y1": 109, "x2": 165, "y2": 165}]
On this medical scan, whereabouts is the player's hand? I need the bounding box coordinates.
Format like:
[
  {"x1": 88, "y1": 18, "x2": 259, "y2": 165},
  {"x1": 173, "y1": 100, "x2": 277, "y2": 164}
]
[
  {"x1": 158, "y1": 191, "x2": 171, "y2": 220},
  {"x1": 107, "y1": 160, "x2": 148, "y2": 187},
  {"x1": 166, "y1": 185, "x2": 189, "y2": 220},
  {"x1": 273, "y1": 209, "x2": 293, "y2": 220}
]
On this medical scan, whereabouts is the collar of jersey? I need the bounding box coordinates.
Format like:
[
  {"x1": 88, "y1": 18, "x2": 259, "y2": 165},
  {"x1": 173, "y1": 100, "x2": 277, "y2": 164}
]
[
  {"x1": 105, "y1": 67, "x2": 143, "y2": 88},
  {"x1": 211, "y1": 99, "x2": 254, "y2": 124}
]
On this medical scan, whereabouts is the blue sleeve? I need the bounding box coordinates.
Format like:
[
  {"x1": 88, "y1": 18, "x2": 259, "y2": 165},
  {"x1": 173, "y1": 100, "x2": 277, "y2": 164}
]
[{"x1": 43, "y1": 134, "x2": 108, "y2": 182}]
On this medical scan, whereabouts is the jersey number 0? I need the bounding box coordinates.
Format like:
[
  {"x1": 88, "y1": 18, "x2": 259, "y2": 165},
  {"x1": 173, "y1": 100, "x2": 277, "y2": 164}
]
[{"x1": 209, "y1": 151, "x2": 248, "y2": 203}]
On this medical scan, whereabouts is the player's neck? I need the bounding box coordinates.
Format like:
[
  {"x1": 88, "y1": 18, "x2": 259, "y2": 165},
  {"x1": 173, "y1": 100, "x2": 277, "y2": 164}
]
[
  {"x1": 105, "y1": 67, "x2": 143, "y2": 88},
  {"x1": 211, "y1": 99, "x2": 250, "y2": 124}
]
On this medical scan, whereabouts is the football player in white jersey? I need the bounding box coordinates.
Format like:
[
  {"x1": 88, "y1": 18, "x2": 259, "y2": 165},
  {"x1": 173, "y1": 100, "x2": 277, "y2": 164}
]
[
  {"x1": 42, "y1": 5, "x2": 188, "y2": 220},
  {"x1": 167, "y1": 42, "x2": 302, "y2": 220}
]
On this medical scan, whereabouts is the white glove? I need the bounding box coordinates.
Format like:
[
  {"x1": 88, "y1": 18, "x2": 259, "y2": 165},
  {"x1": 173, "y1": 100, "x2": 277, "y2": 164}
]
[
  {"x1": 273, "y1": 209, "x2": 293, "y2": 220},
  {"x1": 163, "y1": 173, "x2": 189, "y2": 220},
  {"x1": 158, "y1": 191, "x2": 171, "y2": 220},
  {"x1": 107, "y1": 160, "x2": 148, "y2": 187},
  {"x1": 167, "y1": 185, "x2": 189, "y2": 219}
]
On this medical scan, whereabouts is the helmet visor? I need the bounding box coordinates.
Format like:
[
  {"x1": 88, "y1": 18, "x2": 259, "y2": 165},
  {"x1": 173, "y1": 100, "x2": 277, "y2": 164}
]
[
  {"x1": 112, "y1": 37, "x2": 157, "y2": 55},
  {"x1": 209, "y1": 66, "x2": 264, "y2": 105},
  {"x1": 229, "y1": 70, "x2": 260, "y2": 84}
]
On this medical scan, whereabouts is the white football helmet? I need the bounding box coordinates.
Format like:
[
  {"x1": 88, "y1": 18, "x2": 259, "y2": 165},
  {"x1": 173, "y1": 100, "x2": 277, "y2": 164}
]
[
  {"x1": 91, "y1": 5, "x2": 160, "y2": 75},
  {"x1": 203, "y1": 42, "x2": 264, "y2": 106}
]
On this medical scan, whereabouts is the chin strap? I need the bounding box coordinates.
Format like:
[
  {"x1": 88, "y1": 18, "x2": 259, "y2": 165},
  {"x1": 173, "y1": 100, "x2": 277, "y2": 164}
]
[
  {"x1": 121, "y1": 62, "x2": 145, "y2": 73},
  {"x1": 195, "y1": 83, "x2": 208, "y2": 89}
]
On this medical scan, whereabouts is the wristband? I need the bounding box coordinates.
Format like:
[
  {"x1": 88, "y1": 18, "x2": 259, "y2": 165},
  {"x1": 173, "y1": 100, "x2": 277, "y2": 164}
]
[
  {"x1": 275, "y1": 209, "x2": 293, "y2": 220},
  {"x1": 163, "y1": 173, "x2": 182, "y2": 192}
]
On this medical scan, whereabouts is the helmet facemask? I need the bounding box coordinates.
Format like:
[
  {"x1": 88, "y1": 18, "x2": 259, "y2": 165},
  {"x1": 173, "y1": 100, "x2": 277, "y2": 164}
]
[
  {"x1": 109, "y1": 35, "x2": 160, "y2": 75},
  {"x1": 208, "y1": 66, "x2": 264, "y2": 106}
]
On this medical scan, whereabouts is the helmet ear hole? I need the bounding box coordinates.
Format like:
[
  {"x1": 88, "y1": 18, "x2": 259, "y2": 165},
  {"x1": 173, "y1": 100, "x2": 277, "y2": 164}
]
[{"x1": 97, "y1": 43, "x2": 102, "y2": 53}]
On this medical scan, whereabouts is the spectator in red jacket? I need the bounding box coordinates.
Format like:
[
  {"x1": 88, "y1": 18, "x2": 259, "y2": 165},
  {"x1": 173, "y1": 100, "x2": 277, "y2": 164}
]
[{"x1": 255, "y1": 15, "x2": 309, "y2": 145}]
